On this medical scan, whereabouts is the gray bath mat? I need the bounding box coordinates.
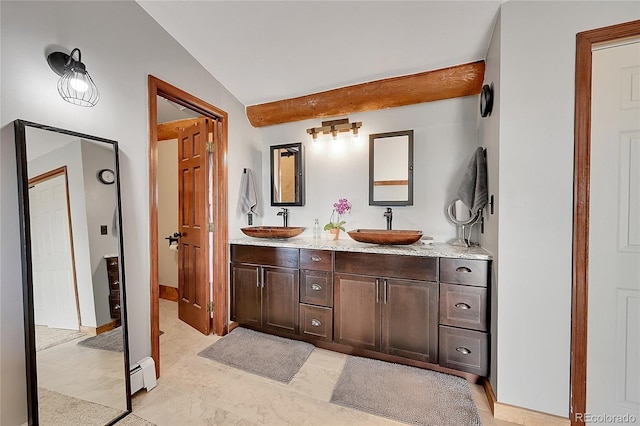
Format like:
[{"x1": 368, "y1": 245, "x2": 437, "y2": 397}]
[
  {"x1": 77, "y1": 327, "x2": 123, "y2": 352},
  {"x1": 197, "y1": 327, "x2": 314, "y2": 383},
  {"x1": 331, "y1": 356, "x2": 482, "y2": 426}
]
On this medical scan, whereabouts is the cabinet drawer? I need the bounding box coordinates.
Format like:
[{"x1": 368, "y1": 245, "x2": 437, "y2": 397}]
[
  {"x1": 106, "y1": 256, "x2": 119, "y2": 272},
  {"x1": 439, "y1": 283, "x2": 488, "y2": 331},
  {"x1": 299, "y1": 249, "x2": 332, "y2": 271},
  {"x1": 440, "y1": 258, "x2": 488, "y2": 287},
  {"x1": 439, "y1": 325, "x2": 488, "y2": 376},
  {"x1": 299, "y1": 304, "x2": 333, "y2": 342},
  {"x1": 335, "y1": 252, "x2": 436, "y2": 281},
  {"x1": 300, "y1": 270, "x2": 333, "y2": 307},
  {"x1": 231, "y1": 245, "x2": 298, "y2": 268}
]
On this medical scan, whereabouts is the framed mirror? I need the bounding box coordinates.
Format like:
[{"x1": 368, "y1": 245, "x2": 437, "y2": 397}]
[
  {"x1": 270, "y1": 142, "x2": 304, "y2": 206},
  {"x1": 14, "y1": 120, "x2": 131, "y2": 425},
  {"x1": 369, "y1": 130, "x2": 414, "y2": 206}
]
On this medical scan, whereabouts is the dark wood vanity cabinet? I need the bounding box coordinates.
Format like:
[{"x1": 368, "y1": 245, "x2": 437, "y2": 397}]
[
  {"x1": 438, "y1": 258, "x2": 490, "y2": 376},
  {"x1": 105, "y1": 256, "x2": 121, "y2": 320},
  {"x1": 334, "y1": 252, "x2": 439, "y2": 363},
  {"x1": 230, "y1": 245, "x2": 299, "y2": 336},
  {"x1": 230, "y1": 243, "x2": 491, "y2": 378}
]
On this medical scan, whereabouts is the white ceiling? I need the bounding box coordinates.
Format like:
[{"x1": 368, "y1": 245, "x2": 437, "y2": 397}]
[{"x1": 138, "y1": 1, "x2": 502, "y2": 107}]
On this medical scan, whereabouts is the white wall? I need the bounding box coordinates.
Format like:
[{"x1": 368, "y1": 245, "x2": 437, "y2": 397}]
[
  {"x1": 477, "y1": 9, "x2": 501, "y2": 395},
  {"x1": 0, "y1": 1, "x2": 260, "y2": 423},
  {"x1": 482, "y1": 1, "x2": 640, "y2": 417},
  {"x1": 80, "y1": 141, "x2": 120, "y2": 327},
  {"x1": 257, "y1": 97, "x2": 480, "y2": 242}
]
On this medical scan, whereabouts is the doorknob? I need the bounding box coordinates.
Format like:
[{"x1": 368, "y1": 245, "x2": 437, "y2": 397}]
[{"x1": 165, "y1": 232, "x2": 183, "y2": 246}]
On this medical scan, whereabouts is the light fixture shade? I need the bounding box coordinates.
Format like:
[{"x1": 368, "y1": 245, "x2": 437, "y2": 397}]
[
  {"x1": 48, "y1": 48, "x2": 100, "y2": 107},
  {"x1": 57, "y1": 69, "x2": 100, "y2": 107}
]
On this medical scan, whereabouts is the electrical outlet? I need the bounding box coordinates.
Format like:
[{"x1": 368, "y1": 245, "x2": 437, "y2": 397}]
[{"x1": 100, "y1": 225, "x2": 108, "y2": 235}]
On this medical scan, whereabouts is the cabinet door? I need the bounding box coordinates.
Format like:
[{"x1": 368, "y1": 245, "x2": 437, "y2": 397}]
[
  {"x1": 334, "y1": 274, "x2": 380, "y2": 351},
  {"x1": 262, "y1": 267, "x2": 299, "y2": 335},
  {"x1": 230, "y1": 263, "x2": 261, "y2": 328},
  {"x1": 381, "y1": 278, "x2": 438, "y2": 363}
]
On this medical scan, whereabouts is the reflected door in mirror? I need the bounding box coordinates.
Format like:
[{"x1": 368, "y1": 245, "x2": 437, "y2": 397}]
[
  {"x1": 271, "y1": 142, "x2": 304, "y2": 206},
  {"x1": 369, "y1": 130, "x2": 414, "y2": 206}
]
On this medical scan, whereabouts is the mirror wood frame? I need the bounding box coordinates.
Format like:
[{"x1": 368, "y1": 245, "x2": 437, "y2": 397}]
[
  {"x1": 270, "y1": 142, "x2": 305, "y2": 206},
  {"x1": 369, "y1": 130, "x2": 414, "y2": 206},
  {"x1": 13, "y1": 119, "x2": 132, "y2": 426}
]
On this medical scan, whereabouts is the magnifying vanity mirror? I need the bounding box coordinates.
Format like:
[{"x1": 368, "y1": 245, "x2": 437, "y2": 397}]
[
  {"x1": 446, "y1": 198, "x2": 481, "y2": 247},
  {"x1": 270, "y1": 142, "x2": 304, "y2": 206},
  {"x1": 369, "y1": 130, "x2": 414, "y2": 206},
  {"x1": 14, "y1": 120, "x2": 131, "y2": 425}
]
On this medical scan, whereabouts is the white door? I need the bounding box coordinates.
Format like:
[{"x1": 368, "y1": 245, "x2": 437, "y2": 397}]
[
  {"x1": 29, "y1": 173, "x2": 79, "y2": 330},
  {"x1": 587, "y1": 40, "x2": 640, "y2": 424}
]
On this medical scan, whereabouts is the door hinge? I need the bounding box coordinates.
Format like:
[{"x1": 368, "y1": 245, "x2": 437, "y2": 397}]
[
  {"x1": 208, "y1": 222, "x2": 214, "y2": 232},
  {"x1": 207, "y1": 302, "x2": 214, "y2": 313},
  {"x1": 206, "y1": 142, "x2": 214, "y2": 153}
]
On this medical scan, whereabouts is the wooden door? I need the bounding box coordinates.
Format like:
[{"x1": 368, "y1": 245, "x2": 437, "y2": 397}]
[
  {"x1": 29, "y1": 173, "x2": 79, "y2": 330},
  {"x1": 334, "y1": 273, "x2": 380, "y2": 351},
  {"x1": 587, "y1": 40, "x2": 640, "y2": 420},
  {"x1": 262, "y1": 266, "x2": 299, "y2": 335},
  {"x1": 177, "y1": 117, "x2": 211, "y2": 334},
  {"x1": 230, "y1": 263, "x2": 261, "y2": 328},
  {"x1": 381, "y1": 278, "x2": 438, "y2": 363}
]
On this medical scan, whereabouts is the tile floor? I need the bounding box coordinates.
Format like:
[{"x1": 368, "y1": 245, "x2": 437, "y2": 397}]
[{"x1": 130, "y1": 299, "x2": 518, "y2": 426}]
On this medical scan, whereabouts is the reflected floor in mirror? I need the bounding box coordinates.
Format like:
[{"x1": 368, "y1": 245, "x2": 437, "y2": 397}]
[
  {"x1": 35, "y1": 328, "x2": 127, "y2": 425},
  {"x1": 130, "y1": 299, "x2": 517, "y2": 426}
]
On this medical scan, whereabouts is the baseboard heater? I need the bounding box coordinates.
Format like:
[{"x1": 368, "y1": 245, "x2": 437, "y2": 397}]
[{"x1": 130, "y1": 356, "x2": 157, "y2": 393}]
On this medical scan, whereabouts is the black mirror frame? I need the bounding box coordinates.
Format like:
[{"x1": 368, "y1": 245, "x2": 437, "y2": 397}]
[
  {"x1": 369, "y1": 130, "x2": 414, "y2": 206},
  {"x1": 13, "y1": 119, "x2": 132, "y2": 426},
  {"x1": 270, "y1": 142, "x2": 305, "y2": 207}
]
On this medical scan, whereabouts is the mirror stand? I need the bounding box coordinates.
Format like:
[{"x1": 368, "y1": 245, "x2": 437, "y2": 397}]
[{"x1": 446, "y1": 198, "x2": 481, "y2": 247}]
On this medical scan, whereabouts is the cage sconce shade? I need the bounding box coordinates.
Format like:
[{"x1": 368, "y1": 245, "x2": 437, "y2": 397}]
[
  {"x1": 47, "y1": 48, "x2": 100, "y2": 107},
  {"x1": 306, "y1": 119, "x2": 362, "y2": 141}
]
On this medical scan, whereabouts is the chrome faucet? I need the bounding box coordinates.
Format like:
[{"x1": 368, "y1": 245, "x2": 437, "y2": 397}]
[
  {"x1": 384, "y1": 207, "x2": 393, "y2": 230},
  {"x1": 277, "y1": 208, "x2": 289, "y2": 227}
]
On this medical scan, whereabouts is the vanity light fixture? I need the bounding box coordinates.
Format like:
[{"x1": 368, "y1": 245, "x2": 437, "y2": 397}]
[
  {"x1": 47, "y1": 48, "x2": 100, "y2": 107},
  {"x1": 306, "y1": 118, "x2": 362, "y2": 143}
]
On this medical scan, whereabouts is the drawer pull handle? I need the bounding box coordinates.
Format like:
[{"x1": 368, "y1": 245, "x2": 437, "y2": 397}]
[
  {"x1": 454, "y1": 302, "x2": 471, "y2": 310},
  {"x1": 455, "y1": 346, "x2": 471, "y2": 355},
  {"x1": 311, "y1": 255, "x2": 322, "y2": 262},
  {"x1": 114, "y1": 304, "x2": 121, "y2": 310},
  {"x1": 311, "y1": 284, "x2": 322, "y2": 291},
  {"x1": 310, "y1": 319, "x2": 322, "y2": 327},
  {"x1": 456, "y1": 266, "x2": 472, "y2": 273}
]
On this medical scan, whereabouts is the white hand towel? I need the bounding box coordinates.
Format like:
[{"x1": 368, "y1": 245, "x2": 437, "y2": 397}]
[{"x1": 237, "y1": 168, "x2": 258, "y2": 217}]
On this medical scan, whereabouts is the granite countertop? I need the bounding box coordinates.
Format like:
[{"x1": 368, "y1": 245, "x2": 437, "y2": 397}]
[{"x1": 229, "y1": 237, "x2": 492, "y2": 261}]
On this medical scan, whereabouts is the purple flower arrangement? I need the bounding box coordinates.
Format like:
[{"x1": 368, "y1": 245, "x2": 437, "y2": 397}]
[{"x1": 324, "y1": 198, "x2": 352, "y2": 231}]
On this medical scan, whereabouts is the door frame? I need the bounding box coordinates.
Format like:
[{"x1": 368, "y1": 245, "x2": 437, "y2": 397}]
[
  {"x1": 571, "y1": 19, "x2": 640, "y2": 425},
  {"x1": 148, "y1": 76, "x2": 229, "y2": 377}
]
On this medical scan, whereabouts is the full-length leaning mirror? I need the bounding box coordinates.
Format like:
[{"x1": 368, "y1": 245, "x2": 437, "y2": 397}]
[
  {"x1": 270, "y1": 142, "x2": 305, "y2": 206},
  {"x1": 14, "y1": 120, "x2": 131, "y2": 425},
  {"x1": 369, "y1": 130, "x2": 414, "y2": 206}
]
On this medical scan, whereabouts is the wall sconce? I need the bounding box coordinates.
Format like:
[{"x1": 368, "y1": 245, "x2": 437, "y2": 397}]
[
  {"x1": 306, "y1": 119, "x2": 362, "y2": 142},
  {"x1": 47, "y1": 48, "x2": 100, "y2": 107}
]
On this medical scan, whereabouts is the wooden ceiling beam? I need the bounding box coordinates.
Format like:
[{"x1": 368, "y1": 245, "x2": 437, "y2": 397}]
[
  {"x1": 156, "y1": 117, "x2": 202, "y2": 141},
  {"x1": 246, "y1": 60, "x2": 485, "y2": 128}
]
